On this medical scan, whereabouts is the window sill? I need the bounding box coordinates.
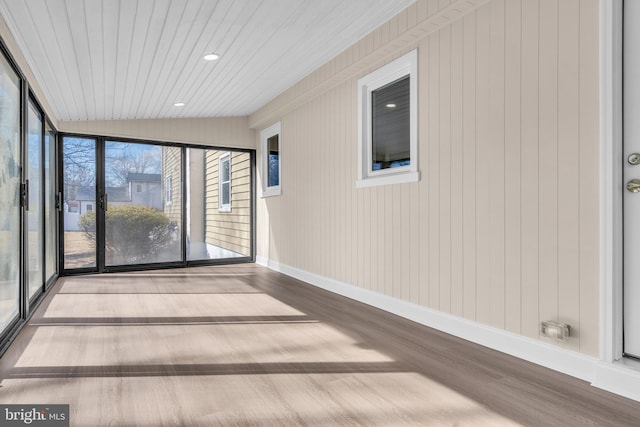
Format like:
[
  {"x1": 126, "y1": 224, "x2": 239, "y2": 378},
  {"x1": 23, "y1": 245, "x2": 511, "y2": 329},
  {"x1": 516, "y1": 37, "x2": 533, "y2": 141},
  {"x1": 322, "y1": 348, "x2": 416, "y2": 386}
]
[
  {"x1": 261, "y1": 187, "x2": 281, "y2": 198},
  {"x1": 355, "y1": 171, "x2": 419, "y2": 188}
]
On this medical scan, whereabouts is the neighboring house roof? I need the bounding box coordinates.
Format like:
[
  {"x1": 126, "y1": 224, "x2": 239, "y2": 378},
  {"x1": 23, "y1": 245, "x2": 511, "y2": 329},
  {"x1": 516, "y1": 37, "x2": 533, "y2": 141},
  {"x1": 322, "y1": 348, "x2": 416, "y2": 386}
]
[{"x1": 127, "y1": 173, "x2": 161, "y2": 183}]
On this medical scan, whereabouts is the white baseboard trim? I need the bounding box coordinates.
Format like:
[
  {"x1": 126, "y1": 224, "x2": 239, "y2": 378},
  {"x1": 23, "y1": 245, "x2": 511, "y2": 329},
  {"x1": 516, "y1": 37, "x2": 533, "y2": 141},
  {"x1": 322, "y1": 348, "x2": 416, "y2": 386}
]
[
  {"x1": 259, "y1": 258, "x2": 640, "y2": 402},
  {"x1": 593, "y1": 360, "x2": 640, "y2": 402},
  {"x1": 255, "y1": 256, "x2": 269, "y2": 267}
]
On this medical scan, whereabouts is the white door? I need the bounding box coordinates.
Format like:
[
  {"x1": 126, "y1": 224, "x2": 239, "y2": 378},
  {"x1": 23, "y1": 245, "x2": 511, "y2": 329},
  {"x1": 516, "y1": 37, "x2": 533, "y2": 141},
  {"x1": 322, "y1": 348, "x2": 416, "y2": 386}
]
[{"x1": 624, "y1": 1, "x2": 640, "y2": 359}]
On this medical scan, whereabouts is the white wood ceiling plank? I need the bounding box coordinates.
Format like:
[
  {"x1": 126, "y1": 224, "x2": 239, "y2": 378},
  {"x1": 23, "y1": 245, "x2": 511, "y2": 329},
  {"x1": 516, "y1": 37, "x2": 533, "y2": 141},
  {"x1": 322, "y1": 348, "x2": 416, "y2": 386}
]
[
  {"x1": 208, "y1": 0, "x2": 414, "y2": 116},
  {"x1": 132, "y1": 0, "x2": 192, "y2": 118},
  {"x1": 40, "y1": 0, "x2": 86, "y2": 120},
  {"x1": 217, "y1": 0, "x2": 368, "y2": 115},
  {"x1": 0, "y1": 0, "x2": 417, "y2": 119},
  {"x1": 154, "y1": 0, "x2": 235, "y2": 118},
  {"x1": 126, "y1": 0, "x2": 172, "y2": 118},
  {"x1": 66, "y1": 0, "x2": 97, "y2": 120},
  {"x1": 187, "y1": 0, "x2": 307, "y2": 116},
  {"x1": 163, "y1": 0, "x2": 252, "y2": 117},
  {"x1": 100, "y1": 0, "x2": 122, "y2": 120},
  {"x1": 197, "y1": 0, "x2": 314, "y2": 115},
  {"x1": 211, "y1": 0, "x2": 408, "y2": 116},
  {"x1": 112, "y1": 0, "x2": 139, "y2": 120},
  {"x1": 119, "y1": 0, "x2": 153, "y2": 120},
  {"x1": 145, "y1": 0, "x2": 217, "y2": 118},
  {"x1": 0, "y1": 0, "x2": 68, "y2": 119},
  {"x1": 84, "y1": 0, "x2": 106, "y2": 120},
  {"x1": 208, "y1": 0, "x2": 334, "y2": 114}
]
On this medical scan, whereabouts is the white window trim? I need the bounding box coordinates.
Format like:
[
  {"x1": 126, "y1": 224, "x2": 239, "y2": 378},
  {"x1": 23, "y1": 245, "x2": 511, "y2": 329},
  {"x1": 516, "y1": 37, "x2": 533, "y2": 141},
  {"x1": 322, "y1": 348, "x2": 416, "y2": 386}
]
[
  {"x1": 356, "y1": 49, "x2": 419, "y2": 188},
  {"x1": 219, "y1": 152, "x2": 231, "y2": 212},
  {"x1": 600, "y1": 0, "x2": 624, "y2": 365},
  {"x1": 260, "y1": 121, "x2": 281, "y2": 197}
]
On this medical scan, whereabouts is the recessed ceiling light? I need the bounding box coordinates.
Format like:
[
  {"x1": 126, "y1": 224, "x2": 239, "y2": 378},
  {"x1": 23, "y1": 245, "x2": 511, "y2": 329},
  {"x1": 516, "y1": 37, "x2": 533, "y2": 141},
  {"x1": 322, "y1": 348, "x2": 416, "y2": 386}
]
[
  {"x1": 386, "y1": 103, "x2": 397, "y2": 108},
  {"x1": 203, "y1": 53, "x2": 220, "y2": 61},
  {"x1": 174, "y1": 102, "x2": 185, "y2": 107}
]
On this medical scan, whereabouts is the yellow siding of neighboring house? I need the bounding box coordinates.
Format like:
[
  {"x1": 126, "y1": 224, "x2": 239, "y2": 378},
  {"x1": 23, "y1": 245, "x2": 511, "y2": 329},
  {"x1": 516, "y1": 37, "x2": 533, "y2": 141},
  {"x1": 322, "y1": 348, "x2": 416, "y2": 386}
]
[
  {"x1": 162, "y1": 146, "x2": 182, "y2": 227},
  {"x1": 205, "y1": 151, "x2": 251, "y2": 256}
]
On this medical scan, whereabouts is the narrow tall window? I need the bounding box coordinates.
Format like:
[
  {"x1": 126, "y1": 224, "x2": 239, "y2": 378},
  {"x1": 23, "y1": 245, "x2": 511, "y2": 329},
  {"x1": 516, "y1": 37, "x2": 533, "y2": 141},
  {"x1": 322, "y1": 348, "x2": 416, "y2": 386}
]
[
  {"x1": 260, "y1": 122, "x2": 281, "y2": 197},
  {"x1": 372, "y1": 76, "x2": 410, "y2": 171},
  {"x1": 357, "y1": 49, "x2": 418, "y2": 188},
  {"x1": 267, "y1": 135, "x2": 279, "y2": 187},
  {"x1": 219, "y1": 153, "x2": 231, "y2": 212},
  {"x1": 165, "y1": 175, "x2": 172, "y2": 203}
]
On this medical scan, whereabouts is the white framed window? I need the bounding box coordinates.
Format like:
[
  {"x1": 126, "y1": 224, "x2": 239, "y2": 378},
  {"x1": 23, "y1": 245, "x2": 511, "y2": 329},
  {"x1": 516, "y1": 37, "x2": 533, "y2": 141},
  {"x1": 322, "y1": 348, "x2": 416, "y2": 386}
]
[
  {"x1": 357, "y1": 49, "x2": 419, "y2": 188},
  {"x1": 260, "y1": 121, "x2": 281, "y2": 197},
  {"x1": 219, "y1": 152, "x2": 231, "y2": 212},
  {"x1": 165, "y1": 175, "x2": 172, "y2": 204}
]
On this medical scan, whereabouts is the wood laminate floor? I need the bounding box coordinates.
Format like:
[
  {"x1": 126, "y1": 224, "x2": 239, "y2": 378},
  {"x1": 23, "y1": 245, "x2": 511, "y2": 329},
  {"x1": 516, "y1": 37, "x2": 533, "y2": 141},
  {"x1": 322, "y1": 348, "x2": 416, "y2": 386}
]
[{"x1": 1, "y1": 264, "x2": 639, "y2": 426}]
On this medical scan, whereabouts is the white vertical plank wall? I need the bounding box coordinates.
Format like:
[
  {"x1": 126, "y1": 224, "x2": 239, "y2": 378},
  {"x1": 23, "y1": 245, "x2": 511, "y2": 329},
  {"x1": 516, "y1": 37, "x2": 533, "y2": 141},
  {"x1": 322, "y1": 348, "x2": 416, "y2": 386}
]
[{"x1": 254, "y1": 0, "x2": 600, "y2": 357}]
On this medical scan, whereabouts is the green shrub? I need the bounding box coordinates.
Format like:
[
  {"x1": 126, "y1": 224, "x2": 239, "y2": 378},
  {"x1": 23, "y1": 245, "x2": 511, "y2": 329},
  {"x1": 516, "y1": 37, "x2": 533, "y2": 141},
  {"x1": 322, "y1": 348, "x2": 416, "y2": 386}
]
[{"x1": 80, "y1": 205, "x2": 176, "y2": 263}]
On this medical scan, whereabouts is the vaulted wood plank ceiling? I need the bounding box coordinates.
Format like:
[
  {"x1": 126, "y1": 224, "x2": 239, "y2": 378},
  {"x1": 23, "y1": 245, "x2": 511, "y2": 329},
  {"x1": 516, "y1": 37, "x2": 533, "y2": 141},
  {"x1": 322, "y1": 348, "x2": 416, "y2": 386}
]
[{"x1": 0, "y1": 0, "x2": 415, "y2": 121}]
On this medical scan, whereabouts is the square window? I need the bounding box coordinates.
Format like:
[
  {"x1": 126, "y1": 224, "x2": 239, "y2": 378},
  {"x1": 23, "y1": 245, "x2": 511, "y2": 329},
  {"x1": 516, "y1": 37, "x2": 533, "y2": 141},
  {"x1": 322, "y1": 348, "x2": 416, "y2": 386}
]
[
  {"x1": 260, "y1": 122, "x2": 281, "y2": 197},
  {"x1": 357, "y1": 49, "x2": 419, "y2": 188}
]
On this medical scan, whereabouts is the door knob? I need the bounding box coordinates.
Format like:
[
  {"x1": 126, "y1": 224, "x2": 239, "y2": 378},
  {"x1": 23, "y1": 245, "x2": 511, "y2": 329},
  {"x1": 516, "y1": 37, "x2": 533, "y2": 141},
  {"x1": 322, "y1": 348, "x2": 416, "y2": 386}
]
[{"x1": 627, "y1": 179, "x2": 640, "y2": 193}]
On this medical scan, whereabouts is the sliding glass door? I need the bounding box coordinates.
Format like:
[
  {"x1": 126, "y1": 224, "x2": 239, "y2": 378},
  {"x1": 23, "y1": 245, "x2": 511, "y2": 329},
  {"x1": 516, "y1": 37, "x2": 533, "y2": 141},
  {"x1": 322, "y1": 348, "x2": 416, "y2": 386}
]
[
  {"x1": 27, "y1": 101, "x2": 43, "y2": 299},
  {"x1": 0, "y1": 52, "x2": 58, "y2": 341},
  {"x1": 44, "y1": 122, "x2": 57, "y2": 284},
  {"x1": 62, "y1": 137, "x2": 97, "y2": 270},
  {"x1": 0, "y1": 45, "x2": 61, "y2": 349},
  {"x1": 61, "y1": 137, "x2": 254, "y2": 273},
  {"x1": 62, "y1": 138, "x2": 185, "y2": 271},
  {"x1": 0, "y1": 52, "x2": 21, "y2": 333},
  {"x1": 104, "y1": 141, "x2": 182, "y2": 267}
]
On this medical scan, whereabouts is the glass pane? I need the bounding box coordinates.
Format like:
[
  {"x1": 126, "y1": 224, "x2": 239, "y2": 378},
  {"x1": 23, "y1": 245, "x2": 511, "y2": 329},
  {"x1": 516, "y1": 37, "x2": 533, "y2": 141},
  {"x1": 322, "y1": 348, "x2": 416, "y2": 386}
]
[
  {"x1": 27, "y1": 102, "x2": 43, "y2": 299},
  {"x1": 221, "y1": 157, "x2": 230, "y2": 183},
  {"x1": 221, "y1": 182, "x2": 230, "y2": 206},
  {"x1": 187, "y1": 149, "x2": 251, "y2": 260},
  {"x1": 45, "y1": 124, "x2": 56, "y2": 282},
  {"x1": 105, "y1": 142, "x2": 181, "y2": 266},
  {"x1": 0, "y1": 53, "x2": 21, "y2": 331},
  {"x1": 63, "y1": 137, "x2": 96, "y2": 269},
  {"x1": 371, "y1": 75, "x2": 410, "y2": 171},
  {"x1": 267, "y1": 135, "x2": 279, "y2": 187}
]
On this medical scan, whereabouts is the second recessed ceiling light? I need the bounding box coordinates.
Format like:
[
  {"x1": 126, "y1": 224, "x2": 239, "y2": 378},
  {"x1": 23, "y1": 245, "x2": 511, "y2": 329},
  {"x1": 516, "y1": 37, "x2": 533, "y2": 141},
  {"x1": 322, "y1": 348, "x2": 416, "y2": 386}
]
[{"x1": 204, "y1": 53, "x2": 220, "y2": 61}]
